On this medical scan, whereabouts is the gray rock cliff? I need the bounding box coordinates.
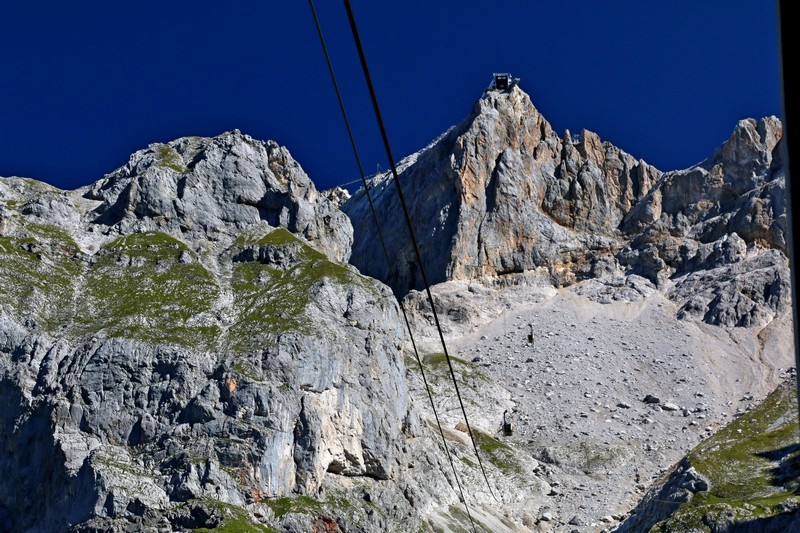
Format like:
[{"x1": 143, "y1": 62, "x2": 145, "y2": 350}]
[
  {"x1": 0, "y1": 85, "x2": 793, "y2": 533},
  {"x1": 343, "y1": 87, "x2": 788, "y2": 329},
  {"x1": 85, "y1": 130, "x2": 353, "y2": 263},
  {"x1": 0, "y1": 137, "x2": 435, "y2": 532},
  {"x1": 344, "y1": 86, "x2": 661, "y2": 293}
]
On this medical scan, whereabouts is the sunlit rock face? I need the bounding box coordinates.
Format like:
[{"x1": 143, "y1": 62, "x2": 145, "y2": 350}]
[
  {"x1": 344, "y1": 86, "x2": 787, "y2": 327},
  {"x1": 85, "y1": 130, "x2": 353, "y2": 263},
  {"x1": 0, "y1": 134, "x2": 417, "y2": 532},
  {"x1": 344, "y1": 86, "x2": 660, "y2": 293},
  {"x1": 0, "y1": 82, "x2": 790, "y2": 532}
]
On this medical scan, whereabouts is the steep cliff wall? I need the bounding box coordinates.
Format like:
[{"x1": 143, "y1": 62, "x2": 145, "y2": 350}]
[
  {"x1": 0, "y1": 137, "x2": 425, "y2": 532},
  {"x1": 1, "y1": 86, "x2": 792, "y2": 532},
  {"x1": 344, "y1": 86, "x2": 660, "y2": 292},
  {"x1": 344, "y1": 86, "x2": 787, "y2": 329}
]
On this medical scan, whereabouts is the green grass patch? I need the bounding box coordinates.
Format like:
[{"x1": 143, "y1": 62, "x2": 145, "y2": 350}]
[
  {"x1": 193, "y1": 519, "x2": 276, "y2": 533},
  {"x1": 650, "y1": 496, "x2": 800, "y2": 533},
  {"x1": 689, "y1": 381, "x2": 800, "y2": 501},
  {"x1": 445, "y1": 505, "x2": 474, "y2": 533},
  {"x1": 227, "y1": 228, "x2": 372, "y2": 352},
  {"x1": 651, "y1": 380, "x2": 800, "y2": 531},
  {"x1": 156, "y1": 144, "x2": 187, "y2": 173},
  {"x1": 445, "y1": 504, "x2": 494, "y2": 532},
  {"x1": 233, "y1": 228, "x2": 287, "y2": 249},
  {"x1": 73, "y1": 231, "x2": 221, "y2": 348},
  {"x1": 21, "y1": 178, "x2": 57, "y2": 191},
  {"x1": 460, "y1": 456, "x2": 476, "y2": 469},
  {"x1": 472, "y1": 429, "x2": 523, "y2": 476},
  {"x1": 423, "y1": 352, "x2": 487, "y2": 381},
  {"x1": 262, "y1": 491, "x2": 354, "y2": 522},
  {"x1": 193, "y1": 500, "x2": 277, "y2": 533},
  {"x1": 423, "y1": 352, "x2": 470, "y2": 368},
  {"x1": 263, "y1": 495, "x2": 323, "y2": 519},
  {"x1": 0, "y1": 228, "x2": 83, "y2": 332},
  {"x1": 231, "y1": 363, "x2": 265, "y2": 382},
  {"x1": 414, "y1": 353, "x2": 491, "y2": 400},
  {"x1": 23, "y1": 221, "x2": 79, "y2": 248}
]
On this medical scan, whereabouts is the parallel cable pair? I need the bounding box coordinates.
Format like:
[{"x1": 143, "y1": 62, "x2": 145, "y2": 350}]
[
  {"x1": 308, "y1": 1, "x2": 500, "y2": 529},
  {"x1": 305, "y1": 5, "x2": 474, "y2": 523}
]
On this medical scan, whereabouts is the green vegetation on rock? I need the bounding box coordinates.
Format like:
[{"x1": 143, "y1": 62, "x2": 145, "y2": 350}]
[
  {"x1": 263, "y1": 495, "x2": 323, "y2": 518},
  {"x1": 422, "y1": 352, "x2": 490, "y2": 387},
  {"x1": 228, "y1": 228, "x2": 371, "y2": 352},
  {"x1": 441, "y1": 504, "x2": 503, "y2": 533},
  {"x1": 441, "y1": 505, "x2": 476, "y2": 533},
  {"x1": 156, "y1": 144, "x2": 187, "y2": 173},
  {"x1": 0, "y1": 222, "x2": 83, "y2": 332},
  {"x1": 472, "y1": 428, "x2": 524, "y2": 476},
  {"x1": 24, "y1": 222, "x2": 79, "y2": 248},
  {"x1": 193, "y1": 520, "x2": 276, "y2": 533},
  {"x1": 74, "y1": 231, "x2": 221, "y2": 348},
  {"x1": 192, "y1": 500, "x2": 277, "y2": 533},
  {"x1": 651, "y1": 379, "x2": 800, "y2": 531},
  {"x1": 261, "y1": 491, "x2": 355, "y2": 530},
  {"x1": 0, "y1": 220, "x2": 376, "y2": 355}
]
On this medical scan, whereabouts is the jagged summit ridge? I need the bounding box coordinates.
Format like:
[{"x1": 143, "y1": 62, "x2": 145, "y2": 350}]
[
  {"x1": 83, "y1": 130, "x2": 353, "y2": 262},
  {"x1": 0, "y1": 81, "x2": 793, "y2": 532},
  {"x1": 345, "y1": 85, "x2": 659, "y2": 290},
  {"x1": 343, "y1": 85, "x2": 787, "y2": 328},
  {"x1": 621, "y1": 116, "x2": 783, "y2": 240}
]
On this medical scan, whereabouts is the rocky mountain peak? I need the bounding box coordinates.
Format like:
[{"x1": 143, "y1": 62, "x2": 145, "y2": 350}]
[
  {"x1": 1, "y1": 132, "x2": 422, "y2": 531},
  {"x1": 344, "y1": 84, "x2": 787, "y2": 329},
  {"x1": 345, "y1": 84, "x2": 661, "y2": 294},
  {"x1": 701, "y1": 116, "x2": 782, "y2": 191},
  {"x1": 622, "y1": 115, "x2": 784, "y2": 246},
  {"x1": 84, "y1": 130, "x2": 352, "y2": 262},
  {"x1": 0, "y1": 80, "x2": 793, "y2": 532}
]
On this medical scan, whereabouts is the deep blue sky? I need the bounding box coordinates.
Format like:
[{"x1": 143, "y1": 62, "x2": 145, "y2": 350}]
[{"x1": 0, "y1": 1, "x2": 782, "y2": 192}]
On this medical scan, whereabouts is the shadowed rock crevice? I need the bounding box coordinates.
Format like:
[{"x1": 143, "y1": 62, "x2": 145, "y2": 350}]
[{"x1": 0, "y1": 382, "x2": 97, "y2": 532}]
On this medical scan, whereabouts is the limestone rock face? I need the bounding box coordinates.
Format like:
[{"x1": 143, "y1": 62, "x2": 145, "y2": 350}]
[
  {"x1": 344, "y1": 87, "x2": 787, "y2": 328},
  {"x1": 621, "y1": 117, "x2": 784, "y2": 245},
  {"x1": 0, "y1": 85, "x2": 792, "y2": 532},
  {"x1": 344, "y1": 87, "x2": 660, "y2": 294},
  {"x1": 0, "y1": 146, "x2": 420, "y2": 532},
  {"x1": 85, "y1": 130, "x2": 352, "y2": 262},
  {"x1": 618, "y1": 116, "x2": 786, "y2": 325}
]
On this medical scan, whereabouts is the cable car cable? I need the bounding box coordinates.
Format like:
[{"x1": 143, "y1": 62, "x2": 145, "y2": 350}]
[
  {"x1": 307, "y1": 1, "x2": 477, "y2": 528},
  {"x1": 342, "y1": 0, "x2": 498, "y2": 502}
]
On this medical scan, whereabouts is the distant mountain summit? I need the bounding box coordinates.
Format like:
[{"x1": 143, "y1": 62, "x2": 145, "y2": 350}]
[
  {"x1": 344, "y1": 84, "x2": 659, "y2": 291},
  {"x1": 343, "y1": 84, "x2": 787, "y2": 327}
]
